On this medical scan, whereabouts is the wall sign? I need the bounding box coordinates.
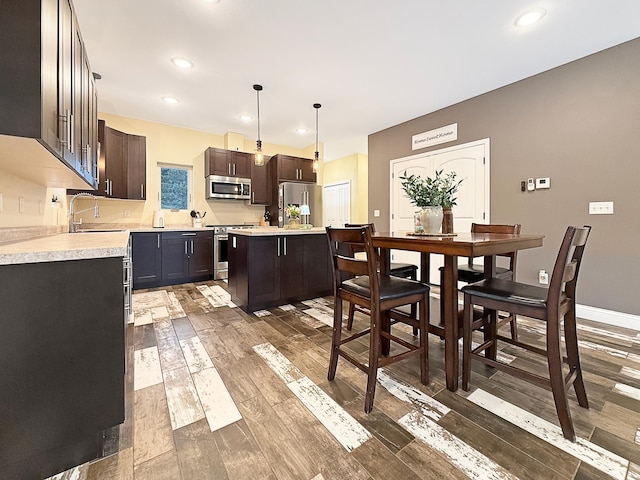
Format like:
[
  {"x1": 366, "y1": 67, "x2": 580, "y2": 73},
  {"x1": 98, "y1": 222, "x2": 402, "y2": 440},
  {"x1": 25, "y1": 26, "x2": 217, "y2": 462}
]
[{"x1": 412, "y1": 123, "x2": 458, "y2": 150}]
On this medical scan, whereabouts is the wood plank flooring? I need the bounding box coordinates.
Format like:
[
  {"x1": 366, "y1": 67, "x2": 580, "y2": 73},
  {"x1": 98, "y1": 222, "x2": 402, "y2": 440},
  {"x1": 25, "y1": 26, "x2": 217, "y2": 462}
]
[{"x1": 47, "y1": 280, "x2": 640, "y2": 480}]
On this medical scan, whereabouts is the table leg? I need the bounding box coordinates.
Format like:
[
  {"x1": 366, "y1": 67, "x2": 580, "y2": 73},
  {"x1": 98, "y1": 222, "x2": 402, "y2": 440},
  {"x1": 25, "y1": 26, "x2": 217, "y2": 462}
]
[
  {"x1": 483, "y1": 255, "x2": 498, "y2": 360},
  {"x1": 441, "y1": 254, "x2": 459, "y2": 391}
]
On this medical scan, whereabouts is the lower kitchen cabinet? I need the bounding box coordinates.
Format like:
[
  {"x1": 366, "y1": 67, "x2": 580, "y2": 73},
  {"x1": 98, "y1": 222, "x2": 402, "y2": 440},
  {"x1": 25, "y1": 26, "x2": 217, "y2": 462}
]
[
  {"x1": 161, "y1": 230, "x2": 213, "y2": 284},
  {"x1": 229, "y1": 232, "x2": 332, "y2": 311},
  {"x1": 131, "y1": 231, "x2": 162, "y2": 289},
  {"x1": 0, "y1": 257, "x2": 125, "y2": 479}
]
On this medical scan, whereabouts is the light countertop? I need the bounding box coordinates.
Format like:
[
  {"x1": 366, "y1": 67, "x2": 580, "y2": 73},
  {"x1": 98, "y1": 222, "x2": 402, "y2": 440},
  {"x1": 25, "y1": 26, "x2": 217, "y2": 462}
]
[
  {"x1": 0, "y1": 231, "x2": 131, "y2": 265},
  {"x1": 228, "y1": 226, "x2": 326, "y2": 236}
]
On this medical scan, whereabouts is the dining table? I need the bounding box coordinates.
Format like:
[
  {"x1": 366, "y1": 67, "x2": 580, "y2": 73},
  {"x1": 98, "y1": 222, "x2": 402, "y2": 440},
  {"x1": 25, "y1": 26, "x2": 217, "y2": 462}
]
[{"x1": 372, "y1": 230, "x2": 544, "y2": 391}]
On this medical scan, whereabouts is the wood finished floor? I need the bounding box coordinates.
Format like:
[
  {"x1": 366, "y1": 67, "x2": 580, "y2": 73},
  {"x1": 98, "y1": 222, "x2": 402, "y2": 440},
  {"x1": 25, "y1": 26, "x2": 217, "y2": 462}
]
[{"x1": 48, "y1": 281, "x2": 640, "y2": 480}]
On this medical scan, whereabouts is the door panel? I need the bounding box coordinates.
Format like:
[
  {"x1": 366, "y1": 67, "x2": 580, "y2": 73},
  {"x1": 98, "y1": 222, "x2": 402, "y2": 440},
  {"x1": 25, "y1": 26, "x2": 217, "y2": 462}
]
[{"x1": 390, "y1": 140, "x2": 489, "y2": 284}]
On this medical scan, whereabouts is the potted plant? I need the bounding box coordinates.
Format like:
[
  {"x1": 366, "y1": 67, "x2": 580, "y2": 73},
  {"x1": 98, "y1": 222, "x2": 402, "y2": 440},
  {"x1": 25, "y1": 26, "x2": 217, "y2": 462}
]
[
  {"x1": 400, "y1": 170, "x2": 463, "y2": 233},
  {"x1": 285, "y1": 204, "x2": 301, "y2": 228}
]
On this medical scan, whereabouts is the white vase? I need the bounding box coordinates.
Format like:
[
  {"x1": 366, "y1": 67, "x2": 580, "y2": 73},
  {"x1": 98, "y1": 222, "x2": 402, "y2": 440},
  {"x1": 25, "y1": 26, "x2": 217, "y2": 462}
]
[{"x1": 419, "y1": 206, "x2": 443, "y2": 234}]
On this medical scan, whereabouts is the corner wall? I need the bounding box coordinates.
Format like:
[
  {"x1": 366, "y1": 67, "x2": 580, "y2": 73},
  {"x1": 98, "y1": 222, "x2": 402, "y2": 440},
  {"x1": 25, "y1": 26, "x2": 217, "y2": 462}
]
[{"x1": 368, "y1": 38, "x2": 640, "y2": 317}]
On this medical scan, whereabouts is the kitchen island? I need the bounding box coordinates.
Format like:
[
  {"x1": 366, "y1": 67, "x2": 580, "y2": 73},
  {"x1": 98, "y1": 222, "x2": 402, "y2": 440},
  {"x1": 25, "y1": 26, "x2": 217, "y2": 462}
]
[
  {"x1": 0, "y1": 231, "x2": 130, "y2": 479},
  {"x1": 227, "y1": 226, "x2": 333, "y2": 311}
]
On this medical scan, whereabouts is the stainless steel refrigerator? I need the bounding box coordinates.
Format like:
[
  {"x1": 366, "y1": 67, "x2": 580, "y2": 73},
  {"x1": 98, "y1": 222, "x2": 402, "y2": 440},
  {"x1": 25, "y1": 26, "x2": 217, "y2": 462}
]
[{"x1": 278, "y1": 182, "x2": 322, "y2": 227}]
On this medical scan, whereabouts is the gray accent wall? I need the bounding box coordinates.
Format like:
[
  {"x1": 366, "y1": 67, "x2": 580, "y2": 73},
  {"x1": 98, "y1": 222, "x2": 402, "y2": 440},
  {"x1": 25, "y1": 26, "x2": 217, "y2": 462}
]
[{"x1": 368, "y1": 37, "x2": 640, "y2": 316}]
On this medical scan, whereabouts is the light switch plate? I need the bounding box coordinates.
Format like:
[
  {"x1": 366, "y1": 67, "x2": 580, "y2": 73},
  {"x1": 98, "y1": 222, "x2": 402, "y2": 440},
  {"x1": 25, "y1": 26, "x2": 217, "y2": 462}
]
[
  {"x1": 589, "y1": 201, "x2": 614, "y2": 215},
  {"x1": 373, "y1": 209, "x2": 380, "y2": 217}
]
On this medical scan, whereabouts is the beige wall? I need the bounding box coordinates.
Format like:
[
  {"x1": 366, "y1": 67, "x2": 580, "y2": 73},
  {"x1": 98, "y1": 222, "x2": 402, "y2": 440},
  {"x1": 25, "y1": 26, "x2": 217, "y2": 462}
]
[
  {"x1": 323, "y1": 153, "x2": 369, "y2": 224},
  {"x1": 89, "y1": 114, "x2": 321, "y2": 227},
  {"x1": 369, "y1": 38, "x2": 640, "y2": 316}
]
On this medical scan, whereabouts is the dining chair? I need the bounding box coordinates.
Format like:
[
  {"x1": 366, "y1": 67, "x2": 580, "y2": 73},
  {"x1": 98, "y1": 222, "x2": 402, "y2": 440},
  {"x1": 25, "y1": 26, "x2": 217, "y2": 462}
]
[
  {"x1": 344, "y1": 223, "x2": 418, "y2": 331},
  {"x1": 326, "y1": 225, "x2": 430, "y2": 413},
  {"x1": 461, "y1": 225, "x2": 591, "y2": 441},
  {"x1": 439, "y1": 223, "x2": 521, "y2": 339}
]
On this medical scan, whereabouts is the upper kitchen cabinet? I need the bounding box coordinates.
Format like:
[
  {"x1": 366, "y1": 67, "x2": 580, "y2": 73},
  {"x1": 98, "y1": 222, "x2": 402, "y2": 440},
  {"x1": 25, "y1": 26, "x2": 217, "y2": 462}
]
[
  {"x1": 250, "y1": 155, "x2": 271, "y2": 205},
  {"x1": 103, "y1": 124, "x2": 147, "y2": 200},
  {"x1": 0, "y1": 0, "x2": 98, "y2": 190},
  {"x1": 205, "y1": 147, "x2": 251, "y2": 179},
  {"x1": 271, "y1": 154, "x2": 316, "y2": 183}
]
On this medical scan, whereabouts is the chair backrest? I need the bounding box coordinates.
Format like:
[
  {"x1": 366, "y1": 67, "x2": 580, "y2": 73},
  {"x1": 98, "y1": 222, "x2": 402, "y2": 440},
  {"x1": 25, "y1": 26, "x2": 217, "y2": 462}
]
[
  {"x1": 470, "y1": 223, "x2": 521, "y2": 271},
  {"x1": 326, "y1": 226, "x2": 379, "y2": 293},
  {"x1": 547, "y1": 225, "x2": 591, "y2": 306},
  {"x1": 344, "y1": 223, "x2": 376, "y2": 256}
]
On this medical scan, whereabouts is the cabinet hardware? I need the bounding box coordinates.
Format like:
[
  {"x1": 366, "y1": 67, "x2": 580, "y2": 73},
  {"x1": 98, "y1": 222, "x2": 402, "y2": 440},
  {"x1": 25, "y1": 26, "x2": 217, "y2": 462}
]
[
  {"x1": 157, "y1": 234, "x2": 160, "y2": 249},
  {"x1": 184, "y1": 242, "x2": 188, "y2": 255},
  {"x1": 69, "y1": 113, "x2": 74, "y2": 154},
  {"x1": 277, "y1": 238, "x2": 281, "y2": 257},
  {"x1": 252, "y1": 191, "x2": 254, "y2": 203},
  {"x1": 284, "y1": 237, "x2": 287, "y2": 255},
  {"x1": 141, "y1": 184, "x2": 144, "y2": 198},
  {"x1": 182, "y1": 233, "x2": 197, "y2": 236}
]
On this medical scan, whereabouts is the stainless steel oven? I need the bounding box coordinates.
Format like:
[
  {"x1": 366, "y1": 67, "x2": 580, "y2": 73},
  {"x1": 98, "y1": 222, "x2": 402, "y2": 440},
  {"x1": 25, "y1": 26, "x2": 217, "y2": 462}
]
[
  {"x1": 213, "y1": 226, "x2": 229, "y2": 280},
  {"x1": 211, "y1": 225, "x2": 255, "y2": 279}
]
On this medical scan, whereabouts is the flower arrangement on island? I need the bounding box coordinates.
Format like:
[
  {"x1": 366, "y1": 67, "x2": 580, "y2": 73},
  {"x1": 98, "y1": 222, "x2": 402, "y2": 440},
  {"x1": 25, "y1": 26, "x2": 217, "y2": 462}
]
[{"x1": 285, "y1": 204, "x2": 301, "y2": 219}]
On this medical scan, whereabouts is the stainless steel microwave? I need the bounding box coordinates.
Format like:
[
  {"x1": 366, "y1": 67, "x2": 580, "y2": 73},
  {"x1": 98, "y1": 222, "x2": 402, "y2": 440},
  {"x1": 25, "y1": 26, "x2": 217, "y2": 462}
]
[{"x1": 207, "y1": 175, "x2": 251, "y2": 200}]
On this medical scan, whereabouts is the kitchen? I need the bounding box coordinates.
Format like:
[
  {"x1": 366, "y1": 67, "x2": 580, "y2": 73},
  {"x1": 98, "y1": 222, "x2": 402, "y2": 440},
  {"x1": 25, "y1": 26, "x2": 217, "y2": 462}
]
[{"x1": 2, "y1": 1, "x2": 640, "y2": 479}]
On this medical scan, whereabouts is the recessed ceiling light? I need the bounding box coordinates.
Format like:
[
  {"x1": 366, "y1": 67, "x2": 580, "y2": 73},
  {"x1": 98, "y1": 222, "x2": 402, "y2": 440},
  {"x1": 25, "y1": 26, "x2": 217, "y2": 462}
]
[
  {"x1": 161, "y1": 96, "x2": 179, "y2": 104},
  {"x1": 239, "y1": 114, "x2": 253, "y2": 122},
  {"x1": 296, "y1": 128, "x2": 308, "y2": 135},
  {"x1": 171, "y1": 57, "x2": 194, "y2": 69},
  {"x1": 515, "y1": 8, "x2": 546, "y2": 27}
]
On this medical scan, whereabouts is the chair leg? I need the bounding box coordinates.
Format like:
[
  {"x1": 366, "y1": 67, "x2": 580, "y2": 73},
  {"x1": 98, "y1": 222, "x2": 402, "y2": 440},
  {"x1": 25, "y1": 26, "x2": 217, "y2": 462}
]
[
  {"x1": 419, "y1": 296, "x2": 429, "y2": 385},
  {"x1": 346, "y1": 302, "x2": 355, "y2": 330},
  {"x1": 547, "y1": 312, "x2": 576, "y2": 441},
  {"x1": 563, "y1": 306, "x2": 589, "y2": 408},
  {"x1": 364, "y1": 308, "x2": 382, "y2": 413},
  {"x1": 328, "y1": 296, "x2": 344, "y2": 381},
  {"x1": 411, "y1": 302, "x2": 418, "y2": 336},
  {"x1": 509, "y1": 314, "x2": 518, "y2": 340},
  {"x1": 461, "y1": 294, "x2": 473, "y2": 391}
]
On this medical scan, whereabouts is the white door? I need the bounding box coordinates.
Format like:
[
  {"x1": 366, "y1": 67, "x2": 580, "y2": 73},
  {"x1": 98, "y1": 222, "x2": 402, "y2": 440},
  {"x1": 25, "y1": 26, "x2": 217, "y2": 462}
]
[
  {"x1": 390, "y1": 139, "x2": 490, "y2": 284},
  {"x1": 323, "y1": 181, "x2": 351, "y2": 227}
]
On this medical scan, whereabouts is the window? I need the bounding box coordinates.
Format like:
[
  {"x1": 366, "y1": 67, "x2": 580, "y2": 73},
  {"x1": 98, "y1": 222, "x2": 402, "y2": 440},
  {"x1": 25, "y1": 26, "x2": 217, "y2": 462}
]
[{"x1": 160, "y1": 165, "x2": 192, "y2": 210}]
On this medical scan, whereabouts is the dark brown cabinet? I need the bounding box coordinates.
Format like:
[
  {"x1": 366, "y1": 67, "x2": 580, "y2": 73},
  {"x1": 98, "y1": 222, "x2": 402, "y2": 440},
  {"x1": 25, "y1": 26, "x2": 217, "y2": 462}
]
[
  {"x1": 228, "y1": 233, "x2": 332, "y2": 311},
  {"x1": 0, "y1": 256, "x2": 125, "y2": 479},
  {"x1": 272, "y1": 154, "x2": 316, "y2": 183},
  {"x1": 161, "y1": 231, "x2": 213, "y2": 284},
  {"x1": 250, "y1": 155, "x2": 271, "y2": 205},
  {"x1": 0, "y1": 0, "x2": 98, "y2": 189},
  {"x1": 103, "y1": 125, "x2": 146, "y2": 200},
  {"x1": 205, "y1": 147, "x2": 251, "y2": 178},
  {"x1": 131, "y1": 232, "x2": 162, "y2": 289}
]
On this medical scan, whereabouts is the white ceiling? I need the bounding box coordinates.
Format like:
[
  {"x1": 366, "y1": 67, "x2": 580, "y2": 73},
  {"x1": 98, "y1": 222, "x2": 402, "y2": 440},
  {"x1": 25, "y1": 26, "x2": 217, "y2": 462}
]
[{"x1": 72, "y1": 0, "x2": 640, "y2": 162}]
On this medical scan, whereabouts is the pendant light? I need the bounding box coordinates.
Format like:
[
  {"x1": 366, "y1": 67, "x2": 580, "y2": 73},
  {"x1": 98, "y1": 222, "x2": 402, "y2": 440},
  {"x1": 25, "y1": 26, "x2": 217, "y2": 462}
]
[
  {"x1": 253, "y1": 84, "x2": 265, "y2": 166},
  {"x1": 313, "y1": 103, "x2": 321, "y2": 174}
]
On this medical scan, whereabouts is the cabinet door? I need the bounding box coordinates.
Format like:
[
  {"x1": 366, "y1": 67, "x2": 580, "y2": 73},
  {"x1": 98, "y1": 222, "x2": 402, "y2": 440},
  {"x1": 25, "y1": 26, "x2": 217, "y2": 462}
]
[
  {"x1": 232, "y1": 151, "x2": 251, "y2": 178},
  {"x1": 58, "y1": 0, "x2": 74, "y2": 166},
  {"x1": 280, "y1": 235, "x2": 305, "y2": 299},
  {"x1": 278, "y1": 155, "x2": 299, "y2": 181},
  {"x1": 104, "y1": 126, "x2": 126, "y2": 198},
  {"x1": 248, "y1": 236, "x2": 280, "y2": 304},
  {"x1": 131, "y1": 232, "x2": 162, "y2": 289},
  {"x1": 250, "y1": 155, "x2": 270, "y2": 205},
  {"x1": 161, "y1": 234, "x2": 189, "y2": 282},
  {"x1": 304, "y1": 234, "x2": 333, "y2": 295},
  {"x1": 126, "y1": 134, "x2": 146, "y2": 200},
  {"x1": 189, "y1": 232, "x2": 213, "y2": 277},
  {"x1": 298, "y1": 157, "x2": 316, "y2": 183},
  {"x1": 205, "y1": 147, "x2": 231, "y2": 176}
]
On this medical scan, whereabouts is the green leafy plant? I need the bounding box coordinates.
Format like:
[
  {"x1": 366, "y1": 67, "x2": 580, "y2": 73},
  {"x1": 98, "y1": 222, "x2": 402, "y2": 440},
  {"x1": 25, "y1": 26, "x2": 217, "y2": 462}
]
[{"x1": 400, "y1": 170, "x2": 463, "y2": 208}]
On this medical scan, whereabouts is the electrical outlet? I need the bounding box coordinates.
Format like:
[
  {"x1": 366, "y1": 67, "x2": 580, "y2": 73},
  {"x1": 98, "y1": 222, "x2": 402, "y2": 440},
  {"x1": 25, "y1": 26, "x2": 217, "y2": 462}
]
[
  {"x1": 539, "y1": 269, "x2": 549, "y2": 285},
  {"x1": 19, "y1": 196, "x2": 25, "y2": 213},
  {"x1": 123, "y1": 209, "x2": 130, "y2": 217},
  {"x1": 0, "y1": 192, "x2": 3, "y2": 211}
]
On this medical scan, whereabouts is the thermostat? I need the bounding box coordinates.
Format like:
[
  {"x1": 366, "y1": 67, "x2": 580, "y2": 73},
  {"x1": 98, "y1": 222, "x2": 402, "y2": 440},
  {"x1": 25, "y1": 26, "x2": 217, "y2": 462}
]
[{"x1": 535, "y1": 177, "x2": 550, "y2": 189}]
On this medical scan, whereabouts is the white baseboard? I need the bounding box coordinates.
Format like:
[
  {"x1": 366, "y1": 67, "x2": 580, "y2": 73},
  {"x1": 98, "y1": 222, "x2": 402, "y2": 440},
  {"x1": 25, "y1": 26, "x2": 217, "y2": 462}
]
[{"x1": 576, "y1": 304, "x2": 640, "y2": 332}]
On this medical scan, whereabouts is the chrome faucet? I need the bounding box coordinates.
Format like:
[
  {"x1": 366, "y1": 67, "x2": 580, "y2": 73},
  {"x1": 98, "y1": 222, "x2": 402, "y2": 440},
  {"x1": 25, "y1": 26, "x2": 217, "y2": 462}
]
[{"x1": 69, "y1": 192, "x2": 100, "y2": 233}]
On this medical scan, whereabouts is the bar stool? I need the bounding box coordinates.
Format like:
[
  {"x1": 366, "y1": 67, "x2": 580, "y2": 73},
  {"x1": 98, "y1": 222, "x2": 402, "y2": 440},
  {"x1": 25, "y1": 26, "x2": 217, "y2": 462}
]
[
  {"x1": 326, "y1": 225, "x2": 430, "y2": 413},
  {"x1": 461, "y1": 225, "x2": 591, "y2": 441}
]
